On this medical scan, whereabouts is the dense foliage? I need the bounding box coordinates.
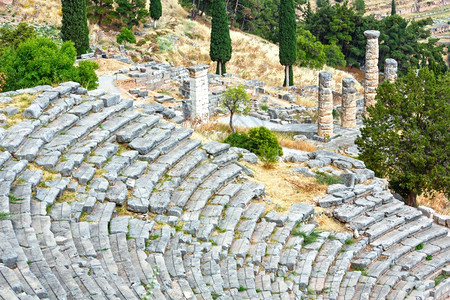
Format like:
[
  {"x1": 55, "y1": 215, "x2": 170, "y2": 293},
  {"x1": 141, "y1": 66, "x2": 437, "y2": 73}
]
[
  {"x1": 0, "y1": 23, "x2": 37, "y2": 54},
  {"x1": 150, "y1": 0, "x2": 162, "y2": 28},
  {"x1": 220, "y1": 84, "x2": 250, "y2": 132},
  {"x1": 87, "y1": 0, "x2": 115, "y2": 26},
  {"x1": 61, "y1": 0, "x2": 90, "y2": 55},
  {"x1": 304, "y1": 2, "x2": 447, "y2": 73},
  {"x1": 296, "y1": 27, "x2": 345, "y2": 69},
  {"x1": 115, "y1": 0, "x2": 149, "y2": 28},
  {"x1": 117, "y1": 27, "x2": 137, "y2": 44},
  {"x1": 209, "y1": 0, "x2": 232, "y2": 75},
  {"x1": 355, "y1": 68, "x2": 449, "y2": 207},
  {"x1": 279, "y1": 0, "x2": 296, "y2": 86},
  {"x1": 224, "y1": 127, "x2": 283, "y2": 162},
  {"x1": 0, "y1": 37, "x2": 99, "y2": 91},
  {"x1": 88, "y1": 0, "x2": 148, "y2": 28}
]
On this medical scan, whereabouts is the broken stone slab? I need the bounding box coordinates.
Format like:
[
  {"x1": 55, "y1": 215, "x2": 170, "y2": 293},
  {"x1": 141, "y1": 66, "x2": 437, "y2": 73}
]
[
  {"x1": 202, "y1": 141, "x2": 230, "y2": 156},
  {"x1": 14, "y1": 138, "x2": 45, "y2": 161},
  {"x1": 73, "y1": 163, "x2": 96, "y2": 185},
  {"x1": 318, "y1": 195, "x2": 343, "y2": 208},
  {"x1": 149, "y1": 191, "x2": 171, "y2": 214},
  {"x1": 99, "y1": 93, "x2": 120, "y2": 107},
  {"x1": 129, "y1": 128, "x2": 171, "y2": 154},
  {"x1": 334, "y1": 204, "x2": 366, "y2": 223},
  {"x1": 106, "y1": 180, "x2": 127, "y2": 205}
]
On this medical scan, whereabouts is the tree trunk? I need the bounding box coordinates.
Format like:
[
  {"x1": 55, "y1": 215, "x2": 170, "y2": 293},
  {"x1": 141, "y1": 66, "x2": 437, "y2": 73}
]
[
  {"x1": 407, "y1": 190, "x2": 417, "y2": 207},
  {"x1": 153, "y1": 19, "x2": 157, "y2": 29},
  {"x1": 240, "y1": 16, "x2": 246, "y2": 30},
  {"x1": 191, "y1": 0, "x2": 197, "y2": 19},
  {"x1": 98, "y1": 14, "x2": 103, "y2": 26},
  {"x1": 229, "y1": 111, "x2": 235, "y2": 133},
  {"x1": 285, "y1": 65, "x2": 289, "y2": 87},
  {"x1": 231, "y1": 0, "x2": 239, "y2": 29},
  {"x1": 218, "y1": 61, "x2": 222, "y2": 76}
]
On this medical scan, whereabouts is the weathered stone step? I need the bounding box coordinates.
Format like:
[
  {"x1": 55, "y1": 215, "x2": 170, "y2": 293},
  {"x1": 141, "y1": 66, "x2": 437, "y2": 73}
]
[{"x1": 370, "y1": 216, "x2": 433, "y2": 250}]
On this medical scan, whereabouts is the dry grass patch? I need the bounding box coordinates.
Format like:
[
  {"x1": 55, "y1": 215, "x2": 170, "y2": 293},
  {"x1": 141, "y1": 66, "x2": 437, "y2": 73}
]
[
  {"x1": 242, "y1": 161, "x2": 326, "y2": 212},
  {"x1": 418, "y1": 192, "x2": 449, "y2": 215},
  {"x1": 275, "y1": 133, "x2": 317, "y2": 152},
  {"x1": 57, "y1": 190, "x2": 77, "y2": 204},
  {"x1": 116, "y1": 202, "x2": 134, "y2": 217},
  {"x1": 1, "y1": 94, "x2": 36, "y2": 128},
  {"x1": 315, "y1": 207, "x2": 349, "y2": 232}
]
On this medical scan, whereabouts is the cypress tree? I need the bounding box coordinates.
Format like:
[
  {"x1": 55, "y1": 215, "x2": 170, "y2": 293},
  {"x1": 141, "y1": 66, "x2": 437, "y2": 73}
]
[
  {"x1": 61, "y1": 0, "x2": 90, "y2": 56},
  {"x1": 279, "y1": 0, "x2": 296, "y2": 86},
  {"x1": 150, "y1": 0, "x2": 162, "y2": 29},
  {"x1": 391, "y1": 0, "x2": 396, "y2": 15},
  {"x1": 209, "y1": 0, "x2": 232, "y2": 76}
]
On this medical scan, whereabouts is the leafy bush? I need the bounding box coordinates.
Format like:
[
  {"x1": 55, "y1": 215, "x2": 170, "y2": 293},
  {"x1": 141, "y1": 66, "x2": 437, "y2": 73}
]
[
  {"x1": 224, "y1": 127, "x2": 282, "y2": 165},
  {"x1": 0, "y1": 23, "x2": 36, "y2": 54},
  {"x1": 261, "y1": 104, "x2": 269, "y2": 111},
  {"x1": 117, "y1": 27, "x2": 136, "y2": 44},
  {"x1": 248, "y1": 126, "x2": 283, "y2": 158},
  {"x1": 0, "y1": 37, "x2": 98, "y2": 91},
  {"x1": 224, "y1": 132, "x2": 250, "y2": 149},
  {"x1": 73, "y1": 60, "x2": 99, "y2": 90}
]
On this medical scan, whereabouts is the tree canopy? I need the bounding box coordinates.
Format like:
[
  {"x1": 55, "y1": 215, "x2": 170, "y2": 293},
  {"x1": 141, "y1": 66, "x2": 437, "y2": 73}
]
[
  {"x1": 150, "y1": 0, "x2": 162, "y2": 28},
  {"x1": 279, "y1": 0, "x2": 296, "y2": 86},
  {"x1": 209, "y1": 0, "x2": 232, "y2": 75},
  {"x1": 355, "y1": 68, "x2": 449, "y2": 207},
  {"x1": 61, "y1": 0, "x2": 90, "y2": 55},
  {"x1": 220, "y1": 84, "x2": 250, "y2": 133}
]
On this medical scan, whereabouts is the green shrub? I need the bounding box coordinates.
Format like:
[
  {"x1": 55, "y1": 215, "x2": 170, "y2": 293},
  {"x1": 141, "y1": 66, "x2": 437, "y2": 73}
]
[
  {"x1": 117, "y1": 27, "x2": 136, "y2": 44},
  {"x1": 0, "y1": 37, "x2": 98, "y2": 91},
  {"x1": 261, "y1": 104, "x2": 269, "y2": 111},
  {"x1": 74, "y1": 60, "x2": 99, "y2": 90},
  {"x1": 0, "y1": 23, "x2": 36, "y2": 54},
  {"x1": 248, "y1": 126, "x2": 283, "y2": 158},
  {"x1": 223, "y1": 132, "x2": 250, "y2": 149}
]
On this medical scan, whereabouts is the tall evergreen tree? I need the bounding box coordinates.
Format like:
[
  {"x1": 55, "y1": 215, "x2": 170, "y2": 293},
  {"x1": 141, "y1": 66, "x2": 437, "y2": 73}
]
[
  {"x1": 150, "y1": 0, "x2": 162, "y2": 29},
  {"x1": 87, "y1": 0, "x2": 114, "y2": 26},
  {"x1": 209, "y1": 0, "x2": 232, "y2": 75},
  {"x1": 391, "y1": 0, "x2": 396, "y2": 15},
  {"x1": 115, "y1": 0, "x2": 148, "y2": 28},
  {"x1": 61, "y1": 0, "x2": 90, "y2": 55},
  {"x1": 279, "y1": 0, "x2": 296, "y2": 86}
]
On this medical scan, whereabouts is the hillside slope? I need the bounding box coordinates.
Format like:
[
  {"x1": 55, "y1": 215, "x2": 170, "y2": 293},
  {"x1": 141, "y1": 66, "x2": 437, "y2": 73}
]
[{"x1": 0, "y1": 0, "x2": 358, "y2": 88}]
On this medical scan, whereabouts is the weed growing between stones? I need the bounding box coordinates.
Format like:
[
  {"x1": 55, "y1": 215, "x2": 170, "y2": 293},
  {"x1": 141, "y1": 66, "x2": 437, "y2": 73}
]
[
  {"x1": 0, "y1": 212, "x2": 11, "y2": 220},
  {"x1": 292, "y1": 229, "x2": 320, "y2": 245},
  {"x1": 9, "y1": 194, "x2": 23, "y2": 203},
  {"x1": 434, "y1": 273, "x2": 449, "y2": 286},
  {"x1": 415, "y1": 243, "x2": 424, "y2": 250},
  {"x1": 315, "y1": 171, "x2": 344, "y2": 185}
]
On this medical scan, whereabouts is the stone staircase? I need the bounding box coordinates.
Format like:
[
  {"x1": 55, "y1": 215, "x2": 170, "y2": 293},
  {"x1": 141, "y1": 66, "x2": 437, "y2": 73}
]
[{"x1": 0, "y1": 82, "x2": 448, "y2": 299}]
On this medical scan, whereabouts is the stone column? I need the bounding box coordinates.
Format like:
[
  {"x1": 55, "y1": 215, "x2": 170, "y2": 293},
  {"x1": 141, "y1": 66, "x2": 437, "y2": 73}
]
[
  {"x1": 364, "y1": 30, "x2": 380, "y2": 112},
  {"x1": 341, "y1": 78, "x2": 356, "y2": 128},
  {"x1": 187, "y1": 64, "x2": 210, "y2": 118},
  {"x1": 385, "y1": 58, "x2": 398, "y2": 83},
  {"x1": 318, "y1": 71, "x2": 333, "y2": 137}
]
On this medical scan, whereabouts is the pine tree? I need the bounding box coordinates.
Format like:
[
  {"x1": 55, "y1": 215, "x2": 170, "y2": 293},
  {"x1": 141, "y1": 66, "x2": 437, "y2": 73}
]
[
  {"x1": 150, "y1": 0, "x2": 162, "y2": 29},
  {"x1": 391, "y1": 0, "x2": 396, "y2": 15},
  {"x1": 61, "y1": 0, "x2": 90, "y2": 55},
  {"x1": 209, "y1": 0, "x2": 232, "y2": 76},
  {"x1": 355, "y1": 68, "x2": 449, "y2": 207},
  {"x1": 279, "y1": 0, "x2": 296, "y2": 86}
]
